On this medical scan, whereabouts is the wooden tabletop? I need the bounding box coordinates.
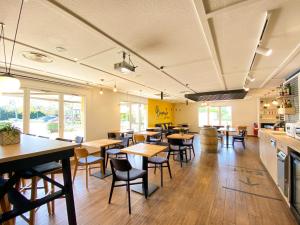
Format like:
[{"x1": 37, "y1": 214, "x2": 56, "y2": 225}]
[
  {"x1": 218, "y1": 127, "x2": 236, "y2": 132},
  {"x1": 121, "y1": 143, "x2": 167, "y2": 158},
  {"x1": 173, "y1": 127, "x2": 189, "y2": 130},
  {"x1": 0, "y1": 134, "x2": 79, "y2": 164},
  {"x1": 109, "y1": 130, "x2": 133, "y2": 134},
  {"x1": 147, "y1": 127, "x2": 162, "y2": 130},
  {"x1": 82, "y1": 139, "x2": 121, "y2": 148},
  {"x1": 167, "y1": 133, "x2": 194, "y2": 140},
  {"x1": 136, "y1": 131, "x2": 159, "y2": 136}
]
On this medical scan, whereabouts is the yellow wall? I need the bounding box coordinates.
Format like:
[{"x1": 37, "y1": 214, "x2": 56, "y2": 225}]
[{"x1": 148, "y1": 99, "x2": 174, "y2": 127}]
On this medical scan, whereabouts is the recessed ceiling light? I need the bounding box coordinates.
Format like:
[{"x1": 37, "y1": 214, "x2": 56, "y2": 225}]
[
  {"x1": 73, "y1": 58, "x2": 78, "y2": 62},
  {"x1": 22, "y1": 51, "x2": 53, "y2": 63},
  {"x1": 55, "y1": 46, "x2": 67, "y2": 52},
  {"x1": 256, "y1": 46, "x2": 272, "y2": 56}
]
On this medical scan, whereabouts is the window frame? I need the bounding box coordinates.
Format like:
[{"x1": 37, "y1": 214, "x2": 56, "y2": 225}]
[
  {"x1": 198, "y1": 106, "x2": 232, "y2": 127},
  {"x1": 120, "y1": 102, "x2": 148, "y2": 132}
]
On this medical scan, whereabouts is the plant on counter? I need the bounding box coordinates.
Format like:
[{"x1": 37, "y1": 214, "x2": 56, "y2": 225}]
[{"x1": 0, "y1": 123, "x2": 21, "y2": 145}]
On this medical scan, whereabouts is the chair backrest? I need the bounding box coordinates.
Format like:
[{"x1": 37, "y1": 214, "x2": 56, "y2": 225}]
[
  {"x1": 110, "y1": 158, "x2": 132, "y2": 172},
  {"x1": 240, "y1": 129, "x2": 247, "y2": 137},
  {"x1": 134, "y1": 134, "x2": 145, "y2": 143},
  {"x1": 121, "y1": 137, "x2": 130, "y2": 147},
  {"x1": 75, "y1": 136, "x2": 84, "y2": 144},
  {"x1": 168, "y1": 138, "x2": 184, "y2": 146},
  {"x1": 74, "y1": 148, "x2": 89, "y2": 159},
  {"x1": 56, "y1": 137, "x2": 73, "y2": 142},
  {"x1": 107, "y1": 132, "x2": 117, "y2": 139}
]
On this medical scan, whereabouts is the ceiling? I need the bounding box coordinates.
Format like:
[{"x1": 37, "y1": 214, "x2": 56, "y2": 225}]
[{"x1": 0, "y1": 0, "x2": 299, "y2": 101}]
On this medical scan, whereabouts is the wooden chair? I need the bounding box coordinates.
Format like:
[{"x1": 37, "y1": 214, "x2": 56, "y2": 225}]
[
  {"x1": 133, "y1": 134, "x2": 145, "y2": 144},
  {"x1": 148, "y1": 143, "x2": 172, "y2": 187},
  {"x1": 108, "y1": 158, "x2": 147, "y2": 214},
  {"x1": 73, "y1": 148, "x2": 104, "y2": 189},
  {"x1": 232, "y1": 130, "x2": 247, "y2": 149},
  {"x1": 183, "y1": 136, "x2": 195, "y2": 159},
  {"x1": 237, "y1": 126, "x2": 248, "y2": 137},
  {"x1": 105, "y1": 137, "x2": 130, "y2": 168},
  {"x1": 168, "y1": 138, "x2": 188, "y2": 167}
]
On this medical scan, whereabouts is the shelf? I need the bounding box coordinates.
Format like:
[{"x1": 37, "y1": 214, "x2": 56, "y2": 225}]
[
  {"x1": 276, "y1": 95, "x2": 296, "y2": 99},
  {"x1": 278, "y1": 107, "x2": 296, "y2": 115}
]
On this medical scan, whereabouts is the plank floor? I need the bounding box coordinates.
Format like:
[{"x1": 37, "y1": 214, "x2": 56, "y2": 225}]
[{"x1": 16, "y1": 136, "x2": 298, "y2": 225}]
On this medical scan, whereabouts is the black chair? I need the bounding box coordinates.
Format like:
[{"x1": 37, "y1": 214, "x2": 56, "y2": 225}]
[
  {"x1": 125, "y1": 130, "x2": 134, "y2": 145},
  {"x1": 183, "y1": 136, "x2": 195, "y2": 160},
  {"x1": 107, "y1": 132, "x2": 117, "y2": 139},
  {"x1": 168, "y1": 138, "x2": 188, "y2": 167},
  {"x1": 105, "y1": 137, "x2": 130, "y2": 168},
  {"x1": 75, "y1": 136, "x2": 84, "y2": 144},
  {"x1": 108, "y1": 158, "x2": 147, "y2": 214},
  {"x1": 232, "y1": 130, "x2": 246, "y2": 149},
  {"x1": 148, "y1": 144, "x2": 172, "y2": 187},
  {"x1": 149, "y1": 131, "x2": 162, "y2": 143}
]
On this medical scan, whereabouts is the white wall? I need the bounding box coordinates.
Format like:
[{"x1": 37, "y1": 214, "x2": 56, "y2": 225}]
[
  {"x1": 19, "y1": 78, "x2": 147, "y2": 141},
  {"x1": 173, "y1": 98, "x2": 259, "y2": 135}
]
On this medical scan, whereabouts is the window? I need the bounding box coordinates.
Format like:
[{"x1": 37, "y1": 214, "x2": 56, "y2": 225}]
[
  {"x1": 198, "y1": 106, "x2": 232, "y2": 127},
  {"x1": 120, "y1": 102, "x2": 147, "y2": 132},
  {"x1": 29, "y1": 91, "x2": 59, "y2": 138},
  {"x1": 0, "y1": 90, "x2": 23, "y2": 131},
  {"x1": 64, "y1": 95, "x2": 84, "y2": 139}
]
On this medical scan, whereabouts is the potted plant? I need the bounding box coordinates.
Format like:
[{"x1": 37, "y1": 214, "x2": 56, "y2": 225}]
[
  {"x1": 0, "y1": 123, "x2": 21, "y2": 146},
  {"x1": 179, "y1": 128, "x2": 185, "y2": 135}
]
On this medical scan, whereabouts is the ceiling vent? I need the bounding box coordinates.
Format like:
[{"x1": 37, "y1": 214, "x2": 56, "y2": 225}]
[
  {"x1": 22, "y1": 51, "x2": 53, "y2": 63},
  {"x1": 185, "y1": 89, "x2": 247, "y2": 102}
]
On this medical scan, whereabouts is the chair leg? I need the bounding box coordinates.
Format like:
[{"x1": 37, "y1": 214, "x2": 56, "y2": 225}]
[
  {"x1": 108, "y1": 179, "x2": 115, "y2": 204},
  {"x1": 51, "y1": 173, "x2": 55, "y2": 215},
  {"x1": 85, "y1": 164, "x2": 89, "y2": 189},
  {"x1": 29, "y1": 177, "x2": 37, "y2": 225},
  {"x1": 179, "y1": 152, "x2": 183, "y2": 168},
  {"x1": 242, "y1": 140, "x2": 246, "y2": 149},
  {"x1": 127, "y1": 181, "x2": 131, "y2": 214},
  {"x1": 167, "y1": 161, "x2": 172, "y2": 179},
  {"x1": 43, "y1": 179, "x2": 52, "y2": 215},
  {"x1": 192, "y1": 145, "x2": 195, "y2": 157},
  {"x1": 72, "y1": 162, "x2": 78, "y2": 183},
  {"x1": 160, "y1": 164, "x2": 163, "y2": 187}
]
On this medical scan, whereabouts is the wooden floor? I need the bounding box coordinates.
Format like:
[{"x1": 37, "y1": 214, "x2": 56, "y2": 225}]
[{"x1": 16, "y1": 136, "x2": 298, "y2": 225}]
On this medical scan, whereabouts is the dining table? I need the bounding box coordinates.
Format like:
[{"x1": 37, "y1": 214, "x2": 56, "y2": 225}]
[
  {"x1": 0, "y1": 134, "x2": 79, "y2": 225},
  {"x1": 121, "y1": 143, "x2": 168, "y2": 196},
  {"x1": 135, "y1": 131, "x2": 160, "y2": 142},
  {"x1": 218, "y1": 127, "x2": 237, "y2": 148},
  {"x1": 82, "y1": 139, "x2": 122, "y2": 179}
]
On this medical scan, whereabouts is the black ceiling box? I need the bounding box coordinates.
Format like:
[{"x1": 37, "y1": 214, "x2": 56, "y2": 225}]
[{"x1": 184, "y1": 89, "x2": 248, "y2": 102}]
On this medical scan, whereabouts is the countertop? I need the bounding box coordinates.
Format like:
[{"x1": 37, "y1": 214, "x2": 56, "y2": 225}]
[{"x1": 259, "y1": 129, "x2": 300, "y2": 152}]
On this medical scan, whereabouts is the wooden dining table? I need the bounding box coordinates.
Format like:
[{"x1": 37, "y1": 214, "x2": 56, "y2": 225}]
[
  {"x1": 218, "y1": 127, "x2": 237, "y2": 148},
  {"x1": 0, "y1": 134, "x2": 79, "y2": 225},
  {"x1": 82, "y1": 139, "x2": 122, "y2": 179},
  {"x1": 135, "y1": 131, "x2": 160, "y2": 142},
  {"x1": 167, "y1": 133, "x2": 194, "y2": 140},
  {"x1": 121, "y1": 143, "x2": 168, "y2": 196}
]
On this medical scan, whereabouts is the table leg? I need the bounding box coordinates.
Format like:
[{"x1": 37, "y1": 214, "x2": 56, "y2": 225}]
[
  {"x1": 61, "y1": 157, "x2": 77, "y2": 225},
  {"x1": 91, "y1": 146, "x2": 112, "y2": 179},
  {"x1": 131, "y1": 156, "x2": 158, "y2": 196},
  {"x1": 226, "y1": 131, "x2": 229, "y2": 148}
]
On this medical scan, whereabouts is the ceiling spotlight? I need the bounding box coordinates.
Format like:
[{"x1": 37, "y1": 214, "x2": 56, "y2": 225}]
[
  {"x1": 113, "y1": 83, "x2": 117, "y2": 92},
  {"x1": 55, "y1": 46, "x2": 67, "y2": 52},
  {"x1": 99, "y1": 88, "x2": 103, "y2": 95},
  {"x1": 247, "y1": 75, "x2": 255, "y2": 82},
  {"x1": 243, "y1": 86, "x2": 250, "y2": 91},
  {"x1": 114, "y1": 51, "x2": 136, "y2": 74},
  {"x1": 272, "y1": 100, "x2": 278, "y2": 105},
  {"x1": 256, "y1": 46, "x2": 272, "y2": 56}
]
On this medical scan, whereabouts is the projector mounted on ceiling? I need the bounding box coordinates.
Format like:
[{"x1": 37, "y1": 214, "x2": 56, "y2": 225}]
[{"x1": 114, "y1": 51, "x2": 136, "y2": 74}]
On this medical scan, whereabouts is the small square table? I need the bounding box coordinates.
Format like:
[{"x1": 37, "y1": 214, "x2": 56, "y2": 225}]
[
  {"x1": 135, "y1": 131, "x2": 160, "y2": 142},
  {"x1": 82, "y1": 139, "x2": 122, "y2": 178},
  {"x1": 167, "y1": 133, "x2": 194, "y2": 140},
  {"x1": 218, "y1": 127, "x2": 237, "y2": 148},
  {"x1": 121, "y1": 143, "x2": 168, "y2": 196}
]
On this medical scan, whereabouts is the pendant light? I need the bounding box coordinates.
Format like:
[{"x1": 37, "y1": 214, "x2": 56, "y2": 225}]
[
  {"x1": 99, "y1": 79, "x2": 104, "y2": 95},
  {"x1": 160, "y1": 91, "x2": 163, "y2": 100},
  {"x1": 0, "y1": 0, "x2": 24, "y2": 92},
  {"x1": 113, "y1": 82, "x2": 117, "y2": 92}
]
